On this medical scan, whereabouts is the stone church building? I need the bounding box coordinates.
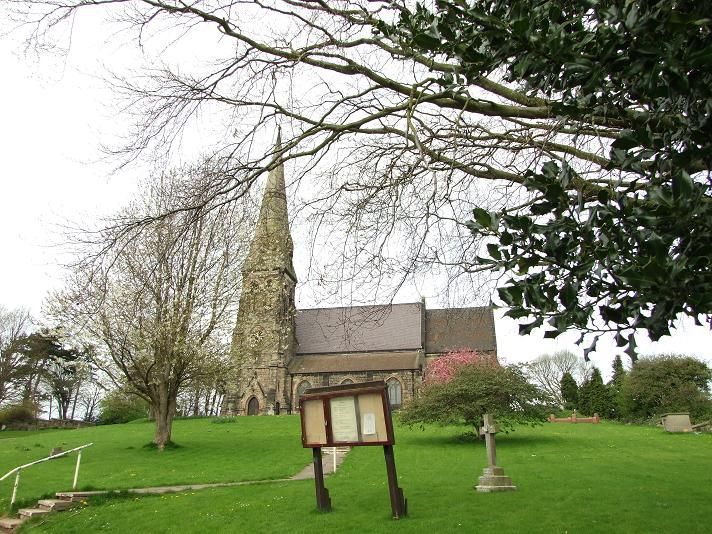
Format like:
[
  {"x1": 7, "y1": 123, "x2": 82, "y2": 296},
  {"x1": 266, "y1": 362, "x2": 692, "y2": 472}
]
[{"x1": 223, "y1": 141, "x2": 497, "y2": 415}]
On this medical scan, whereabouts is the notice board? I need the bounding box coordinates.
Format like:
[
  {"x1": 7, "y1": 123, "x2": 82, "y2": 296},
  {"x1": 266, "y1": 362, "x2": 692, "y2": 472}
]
[{"x1": 299, "y1": 381, "x2": 395, "y2": 447}]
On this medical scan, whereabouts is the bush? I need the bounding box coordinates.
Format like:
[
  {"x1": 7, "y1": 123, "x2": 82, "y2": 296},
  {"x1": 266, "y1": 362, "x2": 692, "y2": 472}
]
[
  {"x1": 99, "y1": 390, "x2": 149, "y2": 425},
  {"x1": 401, "y1": 361, "x2": 548, "y2": 433},
  {"x1": 0, "y1": 403, "x2": 36, "y2": 426},
  {"x1": 620, "y1": 355, "x2": 712, "y2": 422}
]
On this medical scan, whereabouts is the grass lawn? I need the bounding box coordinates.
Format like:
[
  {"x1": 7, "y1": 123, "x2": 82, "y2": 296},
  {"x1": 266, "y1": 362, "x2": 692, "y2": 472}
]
[
  {"x1": 0, "y1": 417, "x2": 307, "y2": 511},
  {"x1": 2, "y1": 417, "x2": 711, "y2": 533}
]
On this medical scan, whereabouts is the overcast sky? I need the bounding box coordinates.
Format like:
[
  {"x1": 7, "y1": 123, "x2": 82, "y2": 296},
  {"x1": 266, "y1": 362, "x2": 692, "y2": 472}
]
[{"x1": 1, "y1": 13, "x2": 710, "y2": 380}]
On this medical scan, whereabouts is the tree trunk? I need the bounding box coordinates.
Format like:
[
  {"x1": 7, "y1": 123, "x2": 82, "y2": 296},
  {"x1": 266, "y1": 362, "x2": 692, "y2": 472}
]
[
  {"x1": 153, "y1": 385, "x2": 177, "y2": 451},
  {"x1": 208, "y1": 389, "x2": 218, "y2": 416},
  {"x1": 60, "y1": 399, "x2": 70, "y2": 420},
  {"x1": 215, "y1": 393, "x2": 224, "y2": 415},
  {"x1": 71, "y1": 383, "x2": 81, "y2": 420},
  {"x1": 203, "y1": 390, "x2": 212, "y2": 416},
  {"x1": 192, "y1": 389, "x2": 201, "y2": 417}
]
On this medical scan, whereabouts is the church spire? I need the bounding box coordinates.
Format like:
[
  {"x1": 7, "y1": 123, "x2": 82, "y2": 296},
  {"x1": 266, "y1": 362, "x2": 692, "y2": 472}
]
[{"x1": 242, "y1": 131, "x2": 296, "y2": 280}]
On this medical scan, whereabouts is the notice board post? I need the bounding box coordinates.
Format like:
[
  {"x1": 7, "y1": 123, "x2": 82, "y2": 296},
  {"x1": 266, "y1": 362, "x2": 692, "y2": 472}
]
[
  {"x1": 299, "y1": 381, "x2": 407, "y2": 519},
  {"x1": 312, "y1": 446, "x2": 331, "y2": 511}
]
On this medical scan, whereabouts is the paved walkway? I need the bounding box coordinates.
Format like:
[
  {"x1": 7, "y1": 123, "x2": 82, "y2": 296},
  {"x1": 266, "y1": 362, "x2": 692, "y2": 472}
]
[
  {"x1": 61, "y1": 447, "x2": 350, "y2": 497},
  {"x1": 291, "y1": 446, "x2": 350, "y2": 480}
]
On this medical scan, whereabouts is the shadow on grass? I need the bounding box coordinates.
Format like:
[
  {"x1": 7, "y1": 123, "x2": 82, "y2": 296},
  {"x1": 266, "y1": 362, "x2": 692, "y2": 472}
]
[
  {"x1": 403, "y1": 427, "x2": 569, "y2": 448},
  {"x1": 496, "y1": 432, "x2": 569, "y2": 448},
  {"x1": 141, "y1": 441, "x2": 184, "y2": 451}
]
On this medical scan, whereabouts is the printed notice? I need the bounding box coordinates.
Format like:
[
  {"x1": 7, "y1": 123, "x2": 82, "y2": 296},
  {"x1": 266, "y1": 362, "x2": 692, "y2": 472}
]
[
  {"x1": 330, "y1": 396, "x2": 359, "y2": 442},
  {"x1": 362, "y1": 413, "x2": 376, "y2": 435}
]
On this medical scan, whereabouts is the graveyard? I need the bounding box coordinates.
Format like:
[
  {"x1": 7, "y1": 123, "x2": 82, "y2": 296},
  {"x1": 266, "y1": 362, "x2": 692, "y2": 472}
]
[{"x1": 1, "y1": 416, "x2": 711, "y2": 533}]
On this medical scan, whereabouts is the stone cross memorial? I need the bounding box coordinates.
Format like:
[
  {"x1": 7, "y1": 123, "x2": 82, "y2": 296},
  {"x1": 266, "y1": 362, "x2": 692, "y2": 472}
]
[{"x1": 475, "y1": 413, "x2": 517, "y2": 493}]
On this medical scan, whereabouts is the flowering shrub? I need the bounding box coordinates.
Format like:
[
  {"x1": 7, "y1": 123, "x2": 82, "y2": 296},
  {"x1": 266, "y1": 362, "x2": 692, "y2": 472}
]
[
  {"x1": 425, "y1": 349, "x2": 497, "y2": 384},
  {"x1": 401, "y1": 350, "x2": 546, "y2": 433}
]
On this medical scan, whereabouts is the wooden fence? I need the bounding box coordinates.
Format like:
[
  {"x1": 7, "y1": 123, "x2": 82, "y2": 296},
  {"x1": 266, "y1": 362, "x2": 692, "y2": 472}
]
[{"x1": 548, "y1": 411, "x2": 600, "y2": 424}]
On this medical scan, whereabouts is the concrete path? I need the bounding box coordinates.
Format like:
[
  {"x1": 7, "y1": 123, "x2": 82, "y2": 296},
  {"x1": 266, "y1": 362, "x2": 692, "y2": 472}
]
[
  {"x1": 291, "y1": 446, "x2": 351, "y2": 480},
  {"x1": 67, "y1": 446, "x2": 351, "y2": 495}
]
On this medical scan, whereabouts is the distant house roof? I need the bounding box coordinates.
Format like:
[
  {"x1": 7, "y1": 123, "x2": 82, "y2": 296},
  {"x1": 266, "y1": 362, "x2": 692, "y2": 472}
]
[
  {"x1": 295, "y1": 303, "x2": 423, "y2": 354},
  {"x1": 424, "y1": 307, "x2": 497, "y2": 354},
  {"x1": 288, "y1": 351, "x2": 423, "y2": 374}
]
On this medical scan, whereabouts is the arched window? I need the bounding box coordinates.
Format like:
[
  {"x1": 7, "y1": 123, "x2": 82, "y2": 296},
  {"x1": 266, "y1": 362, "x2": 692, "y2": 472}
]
[
  {"x1": 296, "y1": 380, "x2": 312, "y2": 400},
  {"x1": 386, "y1": 378, "x2": 402, "y2": 409},
  {"x1": 247, "y1": 397, "x2": 260, "y2": 416},
  {"x1": 340, "y1": 379, "x2": 354, "y2": 385}
]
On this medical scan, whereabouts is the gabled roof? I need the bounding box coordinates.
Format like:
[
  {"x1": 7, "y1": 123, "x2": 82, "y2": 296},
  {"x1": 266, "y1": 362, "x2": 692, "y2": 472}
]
[
  {"x1": 295, "y1": 302, "x2": 423, "y2": 354},
  {"x1": 424, "y1": 307, "x2": 497, "y2": 353}
]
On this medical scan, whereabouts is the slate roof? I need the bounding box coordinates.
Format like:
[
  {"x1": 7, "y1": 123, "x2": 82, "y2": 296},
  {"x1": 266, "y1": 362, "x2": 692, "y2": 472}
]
[
  {"x1": 292, "y1": 303, "x2": 497, "y2": 376},
  {"x1": 295, "y1": 302, "x2": 423, "y2": 354},
  {"x1": 288, "y1": 351, "x2": 423, "y2": 373},
  {"x1": 424, "y1": 307, "x2": 497, "y2": 353}
]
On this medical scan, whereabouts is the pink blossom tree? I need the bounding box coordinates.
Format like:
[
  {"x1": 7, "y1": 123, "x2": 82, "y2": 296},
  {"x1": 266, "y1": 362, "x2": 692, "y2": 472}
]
[
  {"x1": 402, "y1": 349, "x2": 546, "y2": 434},
  {"x1": 425, "y1": 349, "x2": 497, "y2": 384}
]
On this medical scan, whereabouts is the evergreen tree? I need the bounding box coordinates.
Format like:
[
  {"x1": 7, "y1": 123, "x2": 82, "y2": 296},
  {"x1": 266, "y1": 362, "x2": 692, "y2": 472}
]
[
  {"x1": 560, "y1": 372, "x2": 579, "y2": 411},
  {"x1": 607, "y1": 355, "x2": 627, "y2": 419},
  {"x1": 578, "y1": 368, "x2": 612, "y2": 417},
  {"x1": 610, "y1": 356, "x2": 626, "y2": 388}
]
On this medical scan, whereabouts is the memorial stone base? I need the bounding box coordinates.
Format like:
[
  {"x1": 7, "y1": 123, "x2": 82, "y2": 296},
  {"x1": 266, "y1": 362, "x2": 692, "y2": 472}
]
[{"x1": 475, "y1": 466, "x2": 517, "y2": 493}]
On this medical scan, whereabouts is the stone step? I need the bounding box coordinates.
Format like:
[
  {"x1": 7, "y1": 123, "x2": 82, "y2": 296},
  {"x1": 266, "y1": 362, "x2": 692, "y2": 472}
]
[
  {"x1": 0, "y1": 517, "x2": 26, "y2": 531},
  {"x1": 56, "y1": 490, "x2": 108, "y2": 501},
  {"x1": 38, "y1": 499, "x2": 77, "y2": 511},
  {"x1": 18, "y1": 508, "x2": 51, "y2": 519}
]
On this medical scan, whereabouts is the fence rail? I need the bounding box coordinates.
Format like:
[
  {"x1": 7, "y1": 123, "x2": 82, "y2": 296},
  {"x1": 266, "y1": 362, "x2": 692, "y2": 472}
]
[
  {"x1": 548, "y1": 412, "x2": 600, "y2": 424},
  {"x1": 0, "y1": 443, "x2": 93, "y2": 508}
]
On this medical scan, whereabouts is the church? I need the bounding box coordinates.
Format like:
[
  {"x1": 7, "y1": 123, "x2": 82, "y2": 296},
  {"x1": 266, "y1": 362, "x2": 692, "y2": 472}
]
[{"x1": 222, "y1": 139, "x2": 498, "y2": 415}]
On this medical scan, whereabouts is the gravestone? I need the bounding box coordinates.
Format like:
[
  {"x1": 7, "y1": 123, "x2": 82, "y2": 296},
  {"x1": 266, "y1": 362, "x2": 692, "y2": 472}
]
[
  {"x1": 475, "y1": 414, "x2": 517, "y2": 493},
  {"x1": 661, "y1": 413, "x2": 692, "y2": 432}
]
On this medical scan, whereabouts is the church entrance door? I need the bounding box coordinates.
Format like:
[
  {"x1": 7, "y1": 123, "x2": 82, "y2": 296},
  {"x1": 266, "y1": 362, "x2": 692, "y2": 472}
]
[{"x1": 247, "y1": 397, "x2": 259, "y2": 415}]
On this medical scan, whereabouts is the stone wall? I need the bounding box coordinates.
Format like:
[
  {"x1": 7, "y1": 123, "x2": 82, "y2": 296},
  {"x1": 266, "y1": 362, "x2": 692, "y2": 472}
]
[
  {"x1": 2, "y1": 419, "x2": 95, "y2": 431},
  {"x1": 290, "y1": 369, "x2": 422, "y2": 410}
]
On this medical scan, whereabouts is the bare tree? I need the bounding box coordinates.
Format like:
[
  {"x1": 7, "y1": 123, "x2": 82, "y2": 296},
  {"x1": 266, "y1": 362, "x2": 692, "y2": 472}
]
[
  {"x1": 0, "y1": 305, "x2": 32, "y2": 406},
  {"x1": 10, "y1": 0, "x2": 633, "y2": 307},
  {"x1": 526, "y1": 350, "x2": 591, "y2": 408},
  {"x1": 50, "y1": 163, "x2": 251, "y2": 448},
  {"x1": 177, "y1": 345, "x2": 231, "y2": 417},
  {"x1": 78, "y1": 384, "x2": 103, "y2": 421}
]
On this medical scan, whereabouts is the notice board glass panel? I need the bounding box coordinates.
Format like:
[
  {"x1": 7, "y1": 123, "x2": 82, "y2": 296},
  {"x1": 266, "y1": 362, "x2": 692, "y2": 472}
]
[
  {"x1": 329, "y1": 396, "x2": 359, "y2": 442},
  {"x1": 303, "y1": 399, "x2": 327, "y2": 445},
  {"x1": 357, "y1": 392, "x2": 388, "y2": 443}
]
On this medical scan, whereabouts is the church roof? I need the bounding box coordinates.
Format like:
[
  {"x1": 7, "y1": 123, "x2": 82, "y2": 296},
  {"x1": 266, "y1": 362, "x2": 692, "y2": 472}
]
[
  {"x1": 288, "y1": 351, "x2": 423, "y2": 373},
  {"x1": 295, "y1": 302, "x2": 423, "y2": 354},
  {"x1": 424, "y1": 307, "x2": 497, "y2": 353},
  {"x1": 294, "y1": 302, "x2": 497, "y2": 357}
]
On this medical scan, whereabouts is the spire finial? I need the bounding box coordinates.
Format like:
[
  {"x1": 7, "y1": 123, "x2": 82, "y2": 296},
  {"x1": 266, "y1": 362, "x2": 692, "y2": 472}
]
[{"x1": 242, "y1": 125, "x2": 295, "y2": 281}]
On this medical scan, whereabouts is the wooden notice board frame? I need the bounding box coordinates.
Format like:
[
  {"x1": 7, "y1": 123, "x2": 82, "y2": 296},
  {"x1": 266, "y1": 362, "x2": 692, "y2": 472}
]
[
  {"x1": 299, "y1": 381, "x2": 395, "y2": 448},
  {"x1": 298, "y1": 381, "x2": 407, "y2": 518}
]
